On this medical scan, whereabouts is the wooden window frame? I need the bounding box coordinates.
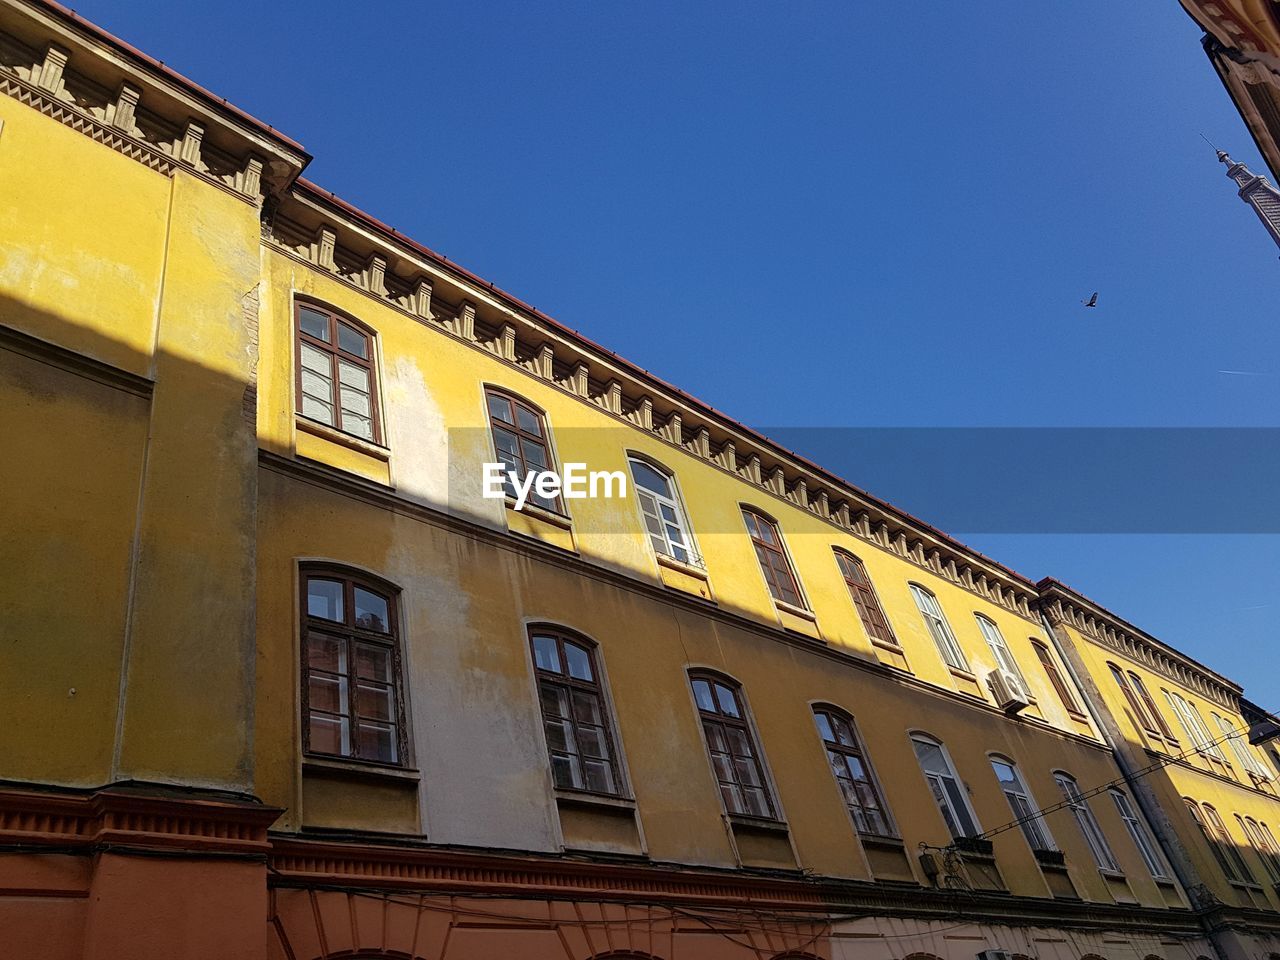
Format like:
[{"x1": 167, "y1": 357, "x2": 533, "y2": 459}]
[
  {"x1": 294, "y1": 301, "x2": 382, "y2": 444},
  {"x1": 833, "y1": 550, "x2": 898, "y2": 649},
  {"x1": 1031, "y1": 639, "x2": 1085, "y2": 719},
  {"x1": 741, "y1": 508, "x2": 805, "y2": 609},
  {"x1": 813, "y1": 704, "x2": 897, "y2": 838},
  {"x1": 1127, "y1": 671, "x2": 1179, "y2": 745},
  {"x1": 976, "y1": 615, "x2": 1027, "y2": 685},
  {"x1": 528, "y1": 626, "x2": 626, "y2": 798},
  {"x1": 299, "y1": 565, "x2": 407, "y2": 767},
  {"x1": 690, "y1": 671, "x2": 780, "y2": 822},
  {"x1": 1200, "y1": 802, "x2": 1256, "y2": 884},
  {"x1": 909, "y1": 584, "x2": 969, "y2": 673},
  {"x1": 1238, "y1": 815, "x2": 1280, "y2": 883},
  {"x1": 484, "y1": 387, "x2": 565, "y2": 515}
]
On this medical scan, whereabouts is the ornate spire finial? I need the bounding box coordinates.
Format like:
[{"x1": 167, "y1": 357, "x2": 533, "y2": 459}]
[{"x1": 1214, "y1": 148, "x2": 1280, "y2": 251}]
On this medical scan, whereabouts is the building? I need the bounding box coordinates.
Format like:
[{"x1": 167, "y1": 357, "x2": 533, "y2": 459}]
[{"x1": 0, "y1": 1, "x2": 1275, "y2": 958}]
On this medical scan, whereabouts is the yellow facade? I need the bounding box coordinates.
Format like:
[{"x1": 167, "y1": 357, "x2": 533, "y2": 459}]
[{"x1": 0, "y1": 1, "x2": 1276, "y2": 958}]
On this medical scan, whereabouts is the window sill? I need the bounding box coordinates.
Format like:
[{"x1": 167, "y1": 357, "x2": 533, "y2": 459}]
[
  {"x1": 656, "y1": 552, "x2": 709, "y2": 580},
  {"x1": 859, "y1": 833, "x2": 906, "y2": 851},
  {"x1": 727, "y1": 813, "x2": 789, "y2": 834},
  {"x1": 1154, "y1": 876, "x2": 1178, "y2": 888},
  {"x1": 870, "y1": 638, "x2": 906, "y2": 654},
  {"x1": 774, "y1": 599, "x2": 816, "y2": 622},
  {"x1": 1098, "y1": 868, "x2": 1128, "y2": 881},
  {"x1": 947, "y1": 666, "x2": 978, "y2": 683},
  {"x1": 303, "y1": 755, "x2": 421, "y2": 785},
  {"x1": 554, "y1": 789, "x2": 636, "y2": 811},
  {"x1": 505, "y1": 497, "x2": 573, "y2": 529},
  {"x1": 1033, "y1": 848, "x2": 1067, "y2": 868},
  {"x1": 297, "y1": 416, "x2": 390, "y2": 461}
]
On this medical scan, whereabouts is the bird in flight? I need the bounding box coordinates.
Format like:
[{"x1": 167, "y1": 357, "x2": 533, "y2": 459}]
[{"x1": 1082, "y1": 292, "x2": 1098, "y2": 308}]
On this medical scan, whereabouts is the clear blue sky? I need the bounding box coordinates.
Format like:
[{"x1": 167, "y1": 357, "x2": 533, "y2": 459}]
[{"x1": 79, "y1": 1, "x2": 1279, "y2": 704}]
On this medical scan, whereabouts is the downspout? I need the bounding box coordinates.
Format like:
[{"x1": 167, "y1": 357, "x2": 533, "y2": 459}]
[{"x1": 1037, "y1": 611, "x2": 1229, "y2": 960}]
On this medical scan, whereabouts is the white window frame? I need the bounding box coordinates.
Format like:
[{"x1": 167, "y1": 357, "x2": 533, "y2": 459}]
[
  {"x1": 1109, "y1": 788, "x2": 1169, "y2": 879},
  {"x1": 1165, "y1": 690, "x2": 1226, "y2": 761},
  {"x1": 627, "y1": 456, "x2": 700, "y2": 567},
  {"x1": 990, "y1": 756, "x2": 1055, "y2": 853},
  {"x1": 910, "y1": 585, "x2": 969, "y2": 672},
  {"x1": 976, "y1": 615, "x2": 1025, "y2": 682},
  {"x1": 1055, "y1": 773, "x2": 1121, "y2": 872},
  {"x1": 1215, "y1": 713, "x2": 1272, "y2": 780},
  {"x1": 912, "y1": 734, "x2": 980, "y2": 839}
]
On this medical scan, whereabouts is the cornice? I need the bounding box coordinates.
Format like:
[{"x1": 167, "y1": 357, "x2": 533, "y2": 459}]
[
  {"x1": 0, "y1": 0, "x2": 308, "y2": 200},
  {"x1": 0, "y1": 321, "x2": 153, "y2": 397},
  {"x1": 268, "y1": 833, "x2": 1207, "y2": 935},
  {"x1": 262, "y1": 213, "x2": 1041, "y2": 625},
  {"x1": 1037, "y1": 580, "x2": 1242, "y2": 711},
  {"x1": 260, "y1": 449, "x2": 1107, "y2": 752}
]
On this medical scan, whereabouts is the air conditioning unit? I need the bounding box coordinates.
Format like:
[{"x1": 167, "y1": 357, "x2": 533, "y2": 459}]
[
  {"x1": 987, "y1": 669, "x2": 1030, "y2": 715},
  {"x1": 978, "y1": 950, "x2": 1013, "y2": 960}
]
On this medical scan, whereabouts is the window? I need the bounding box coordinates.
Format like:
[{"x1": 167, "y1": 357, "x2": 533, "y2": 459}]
[
  {"x1": 1216, "y1": 714, "x2": 1272, "y2": 780},
  {"x1": 1239, "y1": 817, "x2": 1280, "y2": 883},
  {"x1": 1031, "y1": 639, "x2": 1084, "y2": 717},
  {"x1": 1055, "y1": 773, "x2": 1120, "y2": 872},
  {"x1": 301, "y1": 568, "x2": 404, "y2": 764},
  {"x1": 741, "y1": 509, "x2": 803, "y2": 608},
  {"x1": 691, "y1": 673, "x2": 777, "y2": 819},
  {"x1": 529, "y1": 628, "x2": 623, "y2": 796},
  {"x1": 834, "y1": 551, "x2": 897, "y2": 647},
  {"x1": 1186, "y1": 799, "x2": 1244, "y2": 882},
  {"x1": 1164, "y1": 690, "x2": 1226, "y2": 761},
  {"x1": 1110, "y1": 789, "x2": 1169, "y2": 879},
  {"x1": 911, "y1": 734, "x2": 979, "y2": 838},
  {"x1": 1200, "y1": 803, "x2": 1255, "y2": 884},
  {"x1": 1128, "y1": 671, "x2": 1178, "y2": 743},
  {"x1": 295, "y1": 302, "x2": 380, "y2": 442},
  {"x1": 976, "y1": 616, "x2": 1025, "y2": 683},
  {"x1": 813, "y1": 706, "x2": 894, "y2": 837},
  {"x1": 485, "y1": 389, "x2": 562, "y2": 513},
  {"x1": 629, "y1": 457, "x2": 698, "y2": 566},
  {"x1": 1109, "y1": 663, "x2": 1160, "y2": 736},
  {"x1": 909, "y1": 585, "x2": 969, "y2": 672},
  {"x1": 990, "y1": 757, "x2": 1055, "y2": 853}
]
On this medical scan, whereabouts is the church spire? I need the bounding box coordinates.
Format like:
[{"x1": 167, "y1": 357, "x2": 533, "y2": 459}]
[{"x1": 1218, "y1": 150, "x2": 1280, "y2": 251}]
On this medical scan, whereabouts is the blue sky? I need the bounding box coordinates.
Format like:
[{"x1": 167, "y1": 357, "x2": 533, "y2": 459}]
[{"x1": 79, "y1": 1, "x2": 1279, "y2": 704}]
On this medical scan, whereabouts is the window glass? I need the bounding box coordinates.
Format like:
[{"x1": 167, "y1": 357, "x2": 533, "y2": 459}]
[
  {"x1": 693, "y1": 674, "x2": 777, "y2": 819},
  {"x1": 1110, "y1": 789, "x2": 1168, "y2": 879},
  {"x1": 299, "y1": 306, "x2": 330, "y2": 341},
  {"x1": 815, "y1": 707, "x2": 894, "y2": 836},
  {"x1": 1056, "y1": 773, "x2": 1120, "y2": 871},
  {"x1": 992, "y1": 758, "x2": 1054, "y2": 852},
  {"x1": 308, "y1": 579, "x2": 344, "y2": 622},
  {"x1": 912, "y1": 735, "x2": 978, "y2": 838},
  {"x1": 337, "y1": 321, "x2": 368, "y2": 358},
  {"x1": 742, "y1": 509, "x2": 803, "y2": 607},
  {"x1": 295, "y1": 304, "x2": 380, "y2": 442},
  {"x1": 910, "y1": 586, "x2": 968, "y2": 672},
  {"x1": 354, "y1": 586, "x2": 389, "y2": 632}
]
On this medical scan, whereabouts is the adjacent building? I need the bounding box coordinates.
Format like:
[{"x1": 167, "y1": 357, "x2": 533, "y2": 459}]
[{"x1": 0, "y1": 1, "x2": 1277, "y2": 958}]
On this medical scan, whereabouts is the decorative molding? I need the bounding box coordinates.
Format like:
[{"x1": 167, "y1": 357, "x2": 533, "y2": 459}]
[
  {"x1": 0, "y1": 321, "x2": 154, "y2": 398},
  {"x1": 1037, "y1": 581, "x2": 1241, "y2": 710},
  {"x1": 262, "y1": 201, "x2": 1041, "y2": 623}
]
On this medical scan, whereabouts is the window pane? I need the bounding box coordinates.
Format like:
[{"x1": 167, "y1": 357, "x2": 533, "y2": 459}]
[
  {"x1": 354, "y1": 587, "x2": 389, "y2": 632},
  {"x1": 519, "y1": 437, "x2": 549, "y2": 470},
  {"x1": 715, "y1": 684, "x2": 740, "y2": 717},
  {"x1": 309, "y1": 713, "x2": 349, "y2": 755},
  {"x1": 355, "y1": 643, "x2": 392, "y2": 681},
  {"x1": 584, "y1": 758, "x2": 616, "y2": 794},
  {"x1": 814, "y1": 712, "x2": 835, "y2": 743},
  {"x1": 337, "y1": 321, "x2": 369, "y2": 358},
  {"x1": 308, "y1": 634, "x2": 346, "y2": 672},
  {"x1": 487, "y1": 393, "x2": 514, "y2": 424},
  {"x1": 551, "y1": 753, "x2": 581, "y2": 789},
  {"x1": 571, "y1": 689, "x2": 604, "y2": 726},
  {"x1": 299, "y1": 307, "x2": 330, "y2": 340},
  {"x1": 307, "y1": 579, "x2": 344, "y2": 622},
  {"x1": 300, "y1": 367, "x2": 334, "y2": 402},
  {"x1": 358, "y1": 682, "x2": 394, "y2": 721},
  {"x1": 692, "y1": 679, "x2": 716, "y2": 712},
  {"x1": 338, "y1": 359, "x2": 369, "y2": 391},
  {"x1": 301, "y1": 395, "x2": 335, "y2": 425},
  {"x1": 630, "y1": 460, "x2": 671, "y2": 496},
  {"x1": 515, "y1": 405, "x2": 543, "y2": 437},
  {"x1": 300, "y1": 341, "x2": 332, "y2": 373},
  {"x1": 357, "y1": 721, "x2": 397, "y2": 763},
  {"x1": 308, "y1": 675, "x2": 345, "y2": 714},
  {"x1": 532, "y1": 635, "x2": 562, "y2": 673},
  {"x1": 563, "y1": 642, "x2": 593, "y2": 681}
]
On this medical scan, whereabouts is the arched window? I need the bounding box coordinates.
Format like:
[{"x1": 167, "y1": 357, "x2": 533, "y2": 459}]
[
  {"x1": 911, "y1": 734, "x2": 979, "y2": 838},
  {"x1": 1108, "y1": 662, "x2": 1159, "y2": 736},
  {"x1": 976, "y1": 615, "x2": 1025, "y2": 684},
  {"x1": 1054, "y1": 772, "x2": 1120, "y2": 872},
  {"x1": 989, "y1": 755, "x2": 1054, "y2": 853},
  {"x1": 295, "y1": 301, "x2": 381, "y2": 442},
  {"x1": 1109, "y1": 788, "x2": 1169, "y2": 879},
  {"x1": 1128, "y1": 671, "x2": 1177, "y2": 743},
  {"x1": 812, "y1": 705, "x2": 894, "y2": 837},
  {"x1": 909, "y1": 585, "x2": 968, "y2": 672},
  {"x1": 690, "y1": 672, "x2": 777, "y2": 819},
  {"x1": 1215, "y1": 714, "x2": 1272, "y2": 780},
  {"x1": 833, "y1": 550, "x2": 897, "y2": 648},
  {"x1": 529, "y1": 627, "x2": 624, "y2": 796},
  {"x1": 485, "y1": 388, "x2": 562, "y2": 513},
  {"x1": 741, "y1": 508, "x2": 804, "y2": 608},
  {"x1": 628, "y1": 456, "x2": 698, "y2": 566},
  {"x1": 300, "y1": 566, "x2": 405, "y2": 764},
  {"x1": 1164, "y1": 690, "x2": 1225, "y2": 761},
  {"x1": 1237, "y1": 815, "x2": 1280, "y2": 883},
  {"x1": 1030, "y1": 639, "x2": 1084, "y2": 717},
  {"x1": 1200, "y1": 803, "x2": 1255, "y2": 883}
]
